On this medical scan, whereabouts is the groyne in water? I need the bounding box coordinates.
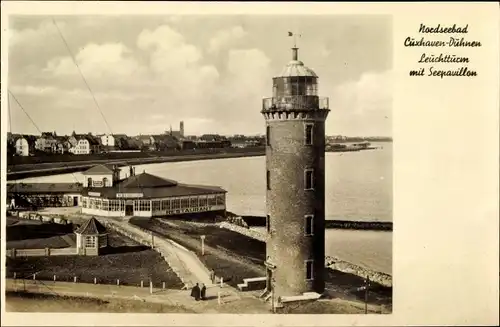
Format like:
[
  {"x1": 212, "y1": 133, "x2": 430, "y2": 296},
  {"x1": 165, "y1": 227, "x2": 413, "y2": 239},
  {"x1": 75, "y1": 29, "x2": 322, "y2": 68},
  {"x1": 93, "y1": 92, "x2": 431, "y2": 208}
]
[
  {"x1": 218, "y1": 221, "x2": 392, "y2": 287},
  {"x1": 238, "y1": 215, "x2": 392, "y2": 231}
]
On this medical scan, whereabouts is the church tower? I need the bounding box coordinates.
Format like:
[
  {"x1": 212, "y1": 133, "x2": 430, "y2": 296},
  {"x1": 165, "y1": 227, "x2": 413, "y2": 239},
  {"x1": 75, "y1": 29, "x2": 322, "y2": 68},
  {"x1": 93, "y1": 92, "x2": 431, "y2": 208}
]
[
  {"x1": 179, "y1": 121, "x2": 184, "y2": 138},
  {"x1": 262, "y1": 44, "x2": 330, "y2": 302}
]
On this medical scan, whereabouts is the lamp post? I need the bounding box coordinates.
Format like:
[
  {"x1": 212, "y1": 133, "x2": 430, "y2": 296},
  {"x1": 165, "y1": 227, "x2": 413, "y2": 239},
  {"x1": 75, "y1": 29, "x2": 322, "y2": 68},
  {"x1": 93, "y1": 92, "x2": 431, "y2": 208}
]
[
  {"x1": 271, "y1": 277, "x2": 276, "y2": 313},
  {"x1": 200, "y1": 235, "x2": 206, "y2": 256},
  {"x1": 364, "y1": 276, "x2": 370, "y2": 314}
]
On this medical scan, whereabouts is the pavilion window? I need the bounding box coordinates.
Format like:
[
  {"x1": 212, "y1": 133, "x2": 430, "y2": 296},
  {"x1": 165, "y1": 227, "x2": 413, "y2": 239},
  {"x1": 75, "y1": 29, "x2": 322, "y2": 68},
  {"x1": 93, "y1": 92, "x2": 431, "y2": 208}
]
[
  {"x1": 85, "y1": 236, "x2": 96, "y2": 248},
  {"x1": 199, "y1": 196, "x2": 208, "y2": 207},
  {"x1": 172, "y1": 199, "x2": 180, "y2": 209},
  {"x1": 152, "y1": 200, "x2": 160, "y2": 211},
  {"x1": 181, "y1": 198, "x2": 190, "y2": 209},
  {"x1": 190, "y1": 197, "x2": 198, "y2": 208},
  {"x1": 87, "y1": 178, "x2": 93, "y2": 187},
  {"x1": 102, "y1": 177, "x2": 108, "y2": 187},
  {"x1": 216, "y1": 194, "x2": 225, "y2": 205},
  {"x1": 102, "y1": 200, "x2": 109, "y2": 211},
  {"x1": 208, "y1": 196, "x2": 217, "y2": 206},
  {"x1": 137, "y1": 200, "x2": 151, "y2": 211}
]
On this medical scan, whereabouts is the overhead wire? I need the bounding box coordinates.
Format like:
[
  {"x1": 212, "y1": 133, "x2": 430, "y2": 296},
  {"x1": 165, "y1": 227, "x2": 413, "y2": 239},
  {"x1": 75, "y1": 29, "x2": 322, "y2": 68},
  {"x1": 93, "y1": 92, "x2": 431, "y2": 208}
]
[
  {"x1": 52, "y1": 18, "x2": 114, "y2": 136},
  {"x1": 9, "y1": 90, "x2": 81, "y2": 185}
]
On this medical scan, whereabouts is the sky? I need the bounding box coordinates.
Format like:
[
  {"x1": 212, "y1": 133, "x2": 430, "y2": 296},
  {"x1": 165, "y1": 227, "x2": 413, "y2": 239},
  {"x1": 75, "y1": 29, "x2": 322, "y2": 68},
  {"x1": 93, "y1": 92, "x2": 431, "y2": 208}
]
[{"x1": 7, "y1": 15, "x2": 392, "y2": 137}]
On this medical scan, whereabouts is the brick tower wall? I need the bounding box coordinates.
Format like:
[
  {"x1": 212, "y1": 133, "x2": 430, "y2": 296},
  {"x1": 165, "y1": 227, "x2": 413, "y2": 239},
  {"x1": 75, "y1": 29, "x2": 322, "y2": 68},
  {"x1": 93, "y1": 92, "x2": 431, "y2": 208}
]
[{"x1": 266, "y1": 118, "x2": 326, "y2": 297}]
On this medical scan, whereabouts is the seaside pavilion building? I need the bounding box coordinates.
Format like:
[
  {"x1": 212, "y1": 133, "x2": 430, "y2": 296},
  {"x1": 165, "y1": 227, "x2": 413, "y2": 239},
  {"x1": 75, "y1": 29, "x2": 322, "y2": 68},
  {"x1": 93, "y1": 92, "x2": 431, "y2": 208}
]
[{"x1": 80, "y1": 164, "x2": 227, "y2": 218}]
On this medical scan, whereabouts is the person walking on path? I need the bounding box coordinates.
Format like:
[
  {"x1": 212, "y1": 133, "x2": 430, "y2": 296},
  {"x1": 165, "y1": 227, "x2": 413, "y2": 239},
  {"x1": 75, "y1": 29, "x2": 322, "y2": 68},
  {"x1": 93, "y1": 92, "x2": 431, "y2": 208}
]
[
  {"x1": 200, "y1": 283, "x2": 207, "y2": 301},
  {"x1": 191, "y1": 283, "x2": 201, "y2": 301}
]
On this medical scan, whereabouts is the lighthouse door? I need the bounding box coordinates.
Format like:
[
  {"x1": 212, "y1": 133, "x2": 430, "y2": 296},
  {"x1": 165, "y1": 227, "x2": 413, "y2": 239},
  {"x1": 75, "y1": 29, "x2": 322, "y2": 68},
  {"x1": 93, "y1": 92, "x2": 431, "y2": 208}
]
[{"x1": 266, "y1": 268, "x2": 273, "y2": 291}]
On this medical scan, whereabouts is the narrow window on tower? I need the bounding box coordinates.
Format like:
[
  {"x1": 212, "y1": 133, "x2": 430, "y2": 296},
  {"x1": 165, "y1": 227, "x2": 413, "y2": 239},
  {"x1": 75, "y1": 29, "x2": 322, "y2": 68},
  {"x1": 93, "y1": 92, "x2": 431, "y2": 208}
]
[
  {"x1": 304, "y1": 169, "x2": 314, "y2": 190},
  {"x1": 305, "y1": 124, "x2": 314, "y2": 145},
  {"x1": 267, "y1": 170, "x2": 271, "y2": 190},
  {"x1": 305, "y1": 260, "x2": 314, "y2": 280},
  {"x1": 304, "y1": 215, "x2": 314, "y2": 236},
  {"x1": 266, "y1": 125, "x2": 271, "y2": 146},
  {"x1": 266, "y1": 215, "x2": 271, "y2": 233}
]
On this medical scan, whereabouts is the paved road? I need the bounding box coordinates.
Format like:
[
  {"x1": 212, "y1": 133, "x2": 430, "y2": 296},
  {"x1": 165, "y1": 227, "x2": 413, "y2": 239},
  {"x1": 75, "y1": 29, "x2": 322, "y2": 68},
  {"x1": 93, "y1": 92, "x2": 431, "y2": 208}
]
[
  {"x1": 5, "y1": 279, "x2": 269, "y2": 313},
  {"x1": 102, "y1": 217, "x2": 214, "y2": 289}
]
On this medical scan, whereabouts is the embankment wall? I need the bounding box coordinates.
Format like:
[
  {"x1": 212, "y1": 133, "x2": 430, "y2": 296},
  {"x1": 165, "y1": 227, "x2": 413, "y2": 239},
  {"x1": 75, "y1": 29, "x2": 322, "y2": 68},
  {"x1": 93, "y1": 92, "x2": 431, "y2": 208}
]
[
  {"x1": 218, "y1": 221, "x2": 392, "y2": 287},
  {"x1": 239, "y1": 215, "x2": 392, "y2": 231}
]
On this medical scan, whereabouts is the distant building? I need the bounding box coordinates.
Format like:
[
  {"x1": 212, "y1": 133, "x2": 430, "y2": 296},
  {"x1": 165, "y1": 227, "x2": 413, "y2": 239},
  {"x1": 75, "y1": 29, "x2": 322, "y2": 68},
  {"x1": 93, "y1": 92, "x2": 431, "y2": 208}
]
[
  {"x1": 112, "y1": 134, "x2": 129, "y2": 149},
  {"x1": 6, "y1": 182, "x2": 83, "y2": 208},
  {"x1": 35, "y1": 132, "x2": 58, "y2": 153},
  {"x1": 197, "y1": 134, "x2": 231, "y2": 148},
  {"x1": 69, "y1": 136, "x2": 91, "y2": 154},
  {"x1": 52, "y1": 136, "x2": 71, "y2": 154},
  {"x1": 180, "y1": 139, "x2": 196, "y2": 150},
  {"x1": 100, "y1": 134, "x2": 116, "y2": 148},
  {"x1": 15, "y1": 135, "x2": 36, "y2": 156},
  {"x1": 136, "y1": 135, "x2": 156, "y2": 151},
  {"x1": 82, "y1": 164, "x2": 121, "y2": 188},
  {"x1": 167, "y1": 121, "x2": 185, "y2": 139},
  {"x1": 152, "y1": 134, "x2": 180, "y2": 151},
  {"x1": 228, "y1": 136, "x2": 264, "y2": 148},
  {"x1": 69, "y1": 134, "x2": 100, "y2": 154}
]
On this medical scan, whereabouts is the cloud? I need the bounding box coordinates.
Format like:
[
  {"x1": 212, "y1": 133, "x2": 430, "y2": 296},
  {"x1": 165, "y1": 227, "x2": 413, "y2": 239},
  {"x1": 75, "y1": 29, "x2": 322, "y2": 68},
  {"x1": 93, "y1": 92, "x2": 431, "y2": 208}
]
[
  {"x1": 165, "y1": 16, "x2": 183, "y2": 25},
  {"x1": 209, "y1": 48, "x2": 271, "y2": 134},
  {"x1": 16, "y1": 24, "x2": 224, "y2": 135},
  {"x1": 9, "y1": 20, "x2": 65, "y2": 48},
  {"x1": 44, "y1": 42, "x2": 142, "y2": 79},
  {"x1": 327, "y1": 70, "x2": 392, "y2": 136},
  {"x1": 10, "y1": 84, "x2": 152, "y2": 102},
  {"x1": 9, "y1": 16, "x2": 392, "y2": 137},
  {"x1": 208, "y1": 26, "x2": 247, "y2": 54}
]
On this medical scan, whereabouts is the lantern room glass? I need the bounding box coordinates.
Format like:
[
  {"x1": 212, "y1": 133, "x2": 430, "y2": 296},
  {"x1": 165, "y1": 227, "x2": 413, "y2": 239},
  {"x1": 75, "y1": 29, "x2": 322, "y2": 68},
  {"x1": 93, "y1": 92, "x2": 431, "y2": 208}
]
[{"x1": 272, "y1": 77, "x2": 318, "y2": 98}]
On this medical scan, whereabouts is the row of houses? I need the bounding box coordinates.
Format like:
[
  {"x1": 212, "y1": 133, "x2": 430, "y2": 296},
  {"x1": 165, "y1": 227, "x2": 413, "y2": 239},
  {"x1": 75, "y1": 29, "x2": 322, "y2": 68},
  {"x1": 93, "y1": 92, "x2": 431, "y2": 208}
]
[
  {"x1": 7, "y1": 131, "x2": 265, "y2": 157},
  {"x1": 327, "y1": 135, "x2": 393, "y2": 143}
]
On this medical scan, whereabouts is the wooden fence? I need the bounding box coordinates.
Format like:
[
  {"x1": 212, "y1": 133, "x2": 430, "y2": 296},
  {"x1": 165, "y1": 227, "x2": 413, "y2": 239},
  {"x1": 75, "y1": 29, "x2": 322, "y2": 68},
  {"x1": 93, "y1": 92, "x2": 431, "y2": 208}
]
[{"x1": 7, "y1": 247, "x2": 77, "y2": 258}]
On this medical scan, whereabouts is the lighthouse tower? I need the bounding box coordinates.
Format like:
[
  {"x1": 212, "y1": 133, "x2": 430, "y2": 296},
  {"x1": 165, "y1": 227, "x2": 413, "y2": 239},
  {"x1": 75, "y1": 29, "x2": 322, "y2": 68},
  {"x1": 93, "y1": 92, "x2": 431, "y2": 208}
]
[{"x1": 262, "y1": 44, "x2": 330, "y2": 301}]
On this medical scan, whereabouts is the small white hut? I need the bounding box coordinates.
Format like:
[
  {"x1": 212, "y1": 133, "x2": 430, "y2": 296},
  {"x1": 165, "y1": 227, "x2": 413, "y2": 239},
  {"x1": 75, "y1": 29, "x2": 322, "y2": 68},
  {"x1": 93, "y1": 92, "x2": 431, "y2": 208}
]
[{"x1": 75, "y1": 217, "x2": 109, "y2": 256}]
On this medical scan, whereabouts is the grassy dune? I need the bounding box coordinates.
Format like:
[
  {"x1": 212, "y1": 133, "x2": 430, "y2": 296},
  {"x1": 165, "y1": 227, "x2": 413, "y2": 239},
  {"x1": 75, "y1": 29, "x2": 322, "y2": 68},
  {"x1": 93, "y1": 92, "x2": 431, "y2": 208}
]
[{"x1": 6, "y1": 291, "x2": 195, "y2": 313}]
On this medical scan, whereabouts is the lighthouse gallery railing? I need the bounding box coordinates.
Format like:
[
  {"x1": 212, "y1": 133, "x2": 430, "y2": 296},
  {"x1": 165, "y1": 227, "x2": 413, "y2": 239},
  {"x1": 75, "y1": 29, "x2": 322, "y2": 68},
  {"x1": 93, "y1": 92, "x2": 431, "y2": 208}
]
[{"x1": 262, "y1": 96, "x2": 329, "y2": 112}]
